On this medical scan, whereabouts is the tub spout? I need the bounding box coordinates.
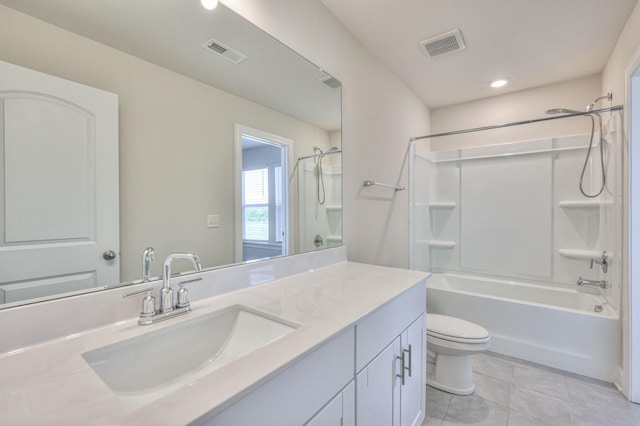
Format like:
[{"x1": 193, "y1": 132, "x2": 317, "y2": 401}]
[{"x1": 577, "y1": 277, "x2": 609, "y2": 289}]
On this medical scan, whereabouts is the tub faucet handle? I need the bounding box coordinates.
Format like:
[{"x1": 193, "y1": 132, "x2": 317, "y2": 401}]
[{"x1": 590, "y1": 251, "x2": 608, "y2": 274}]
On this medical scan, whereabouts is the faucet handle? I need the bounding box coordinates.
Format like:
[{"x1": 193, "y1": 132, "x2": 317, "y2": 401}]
[
  {"x1": 124, "y1": 287, "x2": 156, "y2": 318},
  {"x1": 590, "y1": 251, "x2": 609, "y2": 273},
  {"x1": 176, "y1": 278, "x2": 203, "y2": 309}
]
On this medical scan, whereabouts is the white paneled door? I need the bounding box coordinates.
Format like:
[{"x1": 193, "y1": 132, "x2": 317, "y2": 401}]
[{"x1": 0, "y1": 60, "x2": 119, "y2": 303}]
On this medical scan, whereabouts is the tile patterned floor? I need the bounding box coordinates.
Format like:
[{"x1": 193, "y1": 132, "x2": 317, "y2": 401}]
[{"x1": 424, "y1": 352, "x2": 640, "y2": 426}]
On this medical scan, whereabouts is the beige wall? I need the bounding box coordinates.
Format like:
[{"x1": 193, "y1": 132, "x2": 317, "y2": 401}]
[
  {"x1": 602, "y1": 4, "x2": 640, "y2": 103},
  {"x1": 601, "y1": 1, "x2": 640, "y2": 398},
  {"x1": 0, "y1": 5, "x2": 332, "y2": 281},
  {"x1": 223, "y1": 0, "x2": 431, "y2": 268},
  {"x1": 429, "y1": 74, "x2": 602, "y2": 151}
]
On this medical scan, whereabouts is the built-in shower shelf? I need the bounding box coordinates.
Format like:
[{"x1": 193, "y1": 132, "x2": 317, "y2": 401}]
[
  {"x1": 428, "y1": 202, "x2": 457, "y2": 209},
  {"x1": 559, "y1": 200, "x2": 611, "y2": 209},
  {"x1": 428, "y1": 240, "x2": 456, "y2": 249},
  {"x1": 558, "y1": 249, "x2": 602, "y2": 259},
  {"x1": 325, "y1": 206, "x2": 342, "y2": 212}
]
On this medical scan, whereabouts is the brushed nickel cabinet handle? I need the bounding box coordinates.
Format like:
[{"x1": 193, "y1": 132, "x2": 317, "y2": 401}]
[
  {"x1": 405, "y1": 344, "x2": 412, "y2": 378},
  {"x1": 396, "y1": 352, "x2": 406, "y2": 385}
]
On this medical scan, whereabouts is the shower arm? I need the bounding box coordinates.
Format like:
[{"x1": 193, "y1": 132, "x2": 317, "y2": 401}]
[
  {"x1": 409, "y1": 105, "x2": 623, "y2": 142},
  {"x1": 587, "y1": 93, "x2": 613, "y2": 112}
]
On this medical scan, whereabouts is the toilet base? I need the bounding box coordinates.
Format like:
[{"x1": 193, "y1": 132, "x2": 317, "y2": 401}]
[
  {"x1": 427, "y1": 353, "x2": 475, "y2": 395},
  {"x1": 427, "y1": 378, "x2": 475, "y2": 396}
]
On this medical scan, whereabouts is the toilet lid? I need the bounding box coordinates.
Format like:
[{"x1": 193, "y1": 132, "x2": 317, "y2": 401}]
[{"x1": 427, "y1": 314, "x2": 490, "y2": 343}]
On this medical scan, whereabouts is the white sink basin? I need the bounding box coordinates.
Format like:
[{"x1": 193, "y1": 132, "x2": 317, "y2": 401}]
[{"x1": 82, "y1": 305, "x2": 298, "y2": 397}]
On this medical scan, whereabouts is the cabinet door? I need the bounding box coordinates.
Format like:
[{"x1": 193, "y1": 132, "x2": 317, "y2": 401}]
[
  {"x1": 307, "y1": 392, "x2": 342, "y2": 426},
  {"x1": 306, "y1": 381, "x2": 355, "y2": 426},
  {"x1": 400, "y1": 314, "x2": 426, "y2": 426},
  {"x1": 356, "y1": 338, "x2": 399, "y2": 426},
  {"x1": 343, "y1": 381, "x2": 355, "y2": 426}
]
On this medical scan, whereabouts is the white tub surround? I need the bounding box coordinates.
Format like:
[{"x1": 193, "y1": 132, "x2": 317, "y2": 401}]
[
  {"x1": 410, "y1": 124, "x2": 623, "y2": 310},
  {"x1": 427, "y1": 273, "x2": 620, "y2": 381},
  {"x1": 0, "y1": 254, "x2": 428, "y2": 425},
  {"x1": 411, "y1": 122, "x2": 623, "y2": 382}
]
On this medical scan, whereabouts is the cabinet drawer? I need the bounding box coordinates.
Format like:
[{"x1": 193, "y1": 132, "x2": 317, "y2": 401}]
[{"x1": 355, "y1": 281, "x2": 426, "y2": 372}]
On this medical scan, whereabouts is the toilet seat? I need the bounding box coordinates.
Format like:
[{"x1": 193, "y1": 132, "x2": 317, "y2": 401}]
[{"x1": 427, "y1": 314, "x2": 489, "y2": 344}]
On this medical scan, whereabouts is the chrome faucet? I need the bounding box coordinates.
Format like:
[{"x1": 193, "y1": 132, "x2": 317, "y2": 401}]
[
  {"x1": 160, "y1": 253, "x2": 203, "y2": 313},
  {"x1": 590, "y1": 251, "x2": 608, "y2": 274},
  {"x1": 124, "y1": 252, "x2": 203, "y2": 325},
  {"x1": 142, "y1": 247, "x2": 155, "y2": 282},
  {"x1": 577, "y1": 277, "x2": 609, "y2": 289}
]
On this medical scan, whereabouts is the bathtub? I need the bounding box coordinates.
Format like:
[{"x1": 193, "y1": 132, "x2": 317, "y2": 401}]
[{"x1": 426, "y1": 273, "x2": 621, "y2": 381}]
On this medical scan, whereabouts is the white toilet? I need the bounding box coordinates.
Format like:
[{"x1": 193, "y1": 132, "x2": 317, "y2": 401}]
[{"x1": 426, "y1": 313, "x2": 491, "y2": 395}]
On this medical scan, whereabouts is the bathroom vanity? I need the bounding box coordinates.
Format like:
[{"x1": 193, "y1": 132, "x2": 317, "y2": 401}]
[{"x1": 0, "y1": 251, "x2": 428, "y2": 425}]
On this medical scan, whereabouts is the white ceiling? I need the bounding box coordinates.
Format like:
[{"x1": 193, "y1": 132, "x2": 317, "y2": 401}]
[
  {"x1": 0, "y1": 0, "x2": 342, "y2": 131},
  {"x1": 320, "y1": 0, "x2": 638, "y2": 108}
]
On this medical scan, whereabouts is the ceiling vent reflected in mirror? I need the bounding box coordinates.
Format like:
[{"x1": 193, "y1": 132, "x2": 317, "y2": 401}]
[
  {"x1": 419, "y1": 28, "x2": 466, "y2": 58},
  {"x1": 319, "y1": 75, "x2": 342, "y2": 89},
  {"x1": 203, "y1": 38, "x2": 247, "y2": 64}
]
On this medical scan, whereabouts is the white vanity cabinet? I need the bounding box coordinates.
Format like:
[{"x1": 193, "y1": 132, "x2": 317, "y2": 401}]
[
  {"x1": 200, "y1": 280, "x2": 426, "y2": 426},
  {"x1": 355, "y1": 283, "x2": 426, "y2": 426}
]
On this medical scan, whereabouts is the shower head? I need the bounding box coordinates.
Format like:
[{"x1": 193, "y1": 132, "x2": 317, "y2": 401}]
[
  {"x1": 547, "y1": 93, "x2": 613, "y2": 115},
  {"x1": 327, "y1": 146, "x2": 340, "y2": 153},
  {"x1": 545, "y1": 108, "x2": 583, "y2": 115}
]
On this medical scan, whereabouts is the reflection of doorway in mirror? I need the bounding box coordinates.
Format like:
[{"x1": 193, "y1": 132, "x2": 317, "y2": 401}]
[{"x1": 234, "y1": 125, "x2": 293, "y2": 263}]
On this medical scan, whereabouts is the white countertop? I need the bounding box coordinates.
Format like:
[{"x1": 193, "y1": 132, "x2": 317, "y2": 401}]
[{"x1": 0, "y1": 261, "x2": 428, "y2": 425}]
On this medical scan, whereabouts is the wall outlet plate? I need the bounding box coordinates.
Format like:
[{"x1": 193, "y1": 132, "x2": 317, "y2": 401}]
[{"x1": 207, "y1": 214, "x2": 220, "y2": 228}]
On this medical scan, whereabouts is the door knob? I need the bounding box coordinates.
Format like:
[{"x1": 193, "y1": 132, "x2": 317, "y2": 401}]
[{"x1": 103, "y1": 250, "x2": 117, "y2": 260}]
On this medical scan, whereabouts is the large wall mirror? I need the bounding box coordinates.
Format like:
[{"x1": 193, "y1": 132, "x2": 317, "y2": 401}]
[{"x1": 0, "y1": 0, "x2": 342, "y2": 309}]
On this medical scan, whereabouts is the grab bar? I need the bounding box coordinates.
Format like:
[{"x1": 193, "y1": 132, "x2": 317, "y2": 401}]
[{"x1": 363, "y1": 180, "x2": 405, "y2": 191}]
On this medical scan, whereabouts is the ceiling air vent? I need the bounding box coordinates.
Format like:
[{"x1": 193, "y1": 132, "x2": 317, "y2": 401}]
[
  {"x1": 202, "y1": 38, "x2": 247, "y2": 64},
  {"x1": 419, "y1": 29, "x2": 466, "y2": 58},
  {"x1": 320, "y1": 75, "x2": 342, "y2": 89}
]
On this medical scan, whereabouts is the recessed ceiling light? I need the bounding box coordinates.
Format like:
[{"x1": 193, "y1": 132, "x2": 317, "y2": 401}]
[
  {"x1": 201, "y1": 0, "x2": 218, "y2": 10},
  {"x1": 490, "y1": 79, "x2": 509, "y2": 88}
]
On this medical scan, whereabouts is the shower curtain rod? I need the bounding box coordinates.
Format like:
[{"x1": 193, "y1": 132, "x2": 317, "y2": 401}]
[{"x1": 409, "y1": 105, "x2": 624, "y2": 142}]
